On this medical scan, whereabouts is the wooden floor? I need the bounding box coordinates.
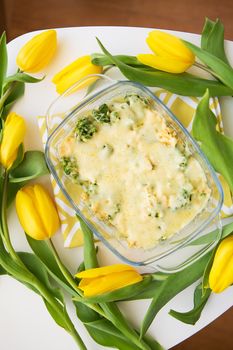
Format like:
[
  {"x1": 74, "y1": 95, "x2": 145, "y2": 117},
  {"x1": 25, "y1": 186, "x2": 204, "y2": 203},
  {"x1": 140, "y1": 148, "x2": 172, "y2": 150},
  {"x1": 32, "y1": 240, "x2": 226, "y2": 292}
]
[{"x1": 1, "y1": 0, "x2": 233, "y2": 349}]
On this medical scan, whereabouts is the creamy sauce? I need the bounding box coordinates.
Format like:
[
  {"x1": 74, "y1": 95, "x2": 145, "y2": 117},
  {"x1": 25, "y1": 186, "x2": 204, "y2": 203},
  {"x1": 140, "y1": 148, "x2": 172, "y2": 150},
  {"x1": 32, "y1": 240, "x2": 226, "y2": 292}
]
[{"x1": 59, "y1": 95, "x2": 210, "y2": 249}]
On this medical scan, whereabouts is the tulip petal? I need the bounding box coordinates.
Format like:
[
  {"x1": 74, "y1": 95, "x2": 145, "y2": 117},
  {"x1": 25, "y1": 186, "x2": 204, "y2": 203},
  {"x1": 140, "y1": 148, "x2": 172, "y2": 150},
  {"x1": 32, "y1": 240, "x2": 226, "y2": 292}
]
[
  {"x1": 76, "y1": 264, "x2": 135, "y2": 279},
  {"x1": 0, "y1": 112, "x2": 26, "y2": 169},
  {"x1": 33, "y1": 184, "x2": 60, "y2": 238},
  {"x1": 137, "y1": 54, "x2": 192, "y2": 73},
  {"x1": 16, "y1": 187, "x2": 47, "y2": 240},
  {"x1": 80, "y1": 270, "x2": 143, "y2": 297},
  {"x1": 52, "y1": 55, "x2": 102, "y2": 94},
  {"x1": 16, "y1": 30, "x2": 57, "y2": 73},
  {"x1": 147, "y1": 30, "x2": 195, "y2": 64},
  {"x1": 78, "y1": 277, "x2": 95, "y2": 290}
]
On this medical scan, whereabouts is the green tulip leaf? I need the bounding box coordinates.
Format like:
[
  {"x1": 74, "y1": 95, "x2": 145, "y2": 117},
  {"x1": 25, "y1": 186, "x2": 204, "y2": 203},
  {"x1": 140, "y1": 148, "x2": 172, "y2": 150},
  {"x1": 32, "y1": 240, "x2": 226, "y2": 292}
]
[
  {"x1": 0, "y1": 238, "x2": 33, "y2": 284},
  {"x1": 85, "y1": 319, "x2": 140, "y2": 350},
  {"x1": 78, "y1": 216, "x2": 99, "y2": 269},
  {"x1": 169, "y1": 283, "x2": 211, "y2": 325},
  {"x1": 18, "y1": 251, "x2": 64, "y2": 302},
  {"x1": 74, "y1": 300, "x2": 163, "y2": 350},
  {"x1": 184, "y1": 41, "x2": 233, "y2": 90},
  {"x1": 76, "y1": 304, "x2": 135, "y2": 350},
  {"x1": 9, "y1": 150, "x2": 49, "y2": 183},
  {"x1": 43, "y1": 298, "x2": 69, "y2": 330},
  {"x1": 0, "y1": 266, "x2": 6, "y2": 275},
  {"x1": 86, "y1": 318, "x2": 163, "y2": 350},
  {"x1": 74, "y1": 300, "x2": 158, "y2": 350},
  {"x1": 4, "y1": 72, "x2": 44, "y2": 85},
  {"x1": 26, "y1": 236, "x2": 75, "y2": 296},
  {"x1": 0, "y1": 32, "x2": 7, "y2": 97},
  {"x1": 192, "y1": 89, "x2": 233, "y2": 192},
  {"x1": 201, "y1": 18, "x2": 230, "y2": 65},
  {"x1": 140, "y1": 250, "x2": 212, "y2": 337},
  {"x1": 91, "y1": 53, "x2": 145, "y2": 68},
  {"x1": 19, "y1": 245, "x2": 86, "y2": 342},
  {"x1": 96, "y1": 38, "x2": 233, "y2": 97}
]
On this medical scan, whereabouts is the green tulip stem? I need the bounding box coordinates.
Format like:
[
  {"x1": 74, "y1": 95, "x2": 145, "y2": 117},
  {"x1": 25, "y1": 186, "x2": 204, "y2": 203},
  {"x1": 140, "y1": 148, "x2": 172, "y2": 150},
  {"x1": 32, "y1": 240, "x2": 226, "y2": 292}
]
[
  {"x1": 48, "y1": 238, "x2": 108, "y2": 319},
  {"x1": 0, "y1": 82, "x2": 16, "y2": 115},
  {"x1": 1, "y1": 170, "x2": 25, "y2": 268}
]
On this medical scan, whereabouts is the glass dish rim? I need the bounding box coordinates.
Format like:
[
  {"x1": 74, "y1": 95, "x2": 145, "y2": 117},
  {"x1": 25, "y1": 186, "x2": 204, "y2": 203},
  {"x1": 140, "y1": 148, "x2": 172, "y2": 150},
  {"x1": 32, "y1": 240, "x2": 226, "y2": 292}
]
[{"x1": 45, "y1": 79, "x2": 224, "y2": 266}]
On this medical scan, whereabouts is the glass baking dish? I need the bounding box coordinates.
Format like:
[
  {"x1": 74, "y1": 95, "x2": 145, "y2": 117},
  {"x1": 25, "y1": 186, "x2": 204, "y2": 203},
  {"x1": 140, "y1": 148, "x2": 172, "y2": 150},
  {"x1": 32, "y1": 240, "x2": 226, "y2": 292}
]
[{"x1": 45, "y1": 74, "x2": 223, "y2": 272}]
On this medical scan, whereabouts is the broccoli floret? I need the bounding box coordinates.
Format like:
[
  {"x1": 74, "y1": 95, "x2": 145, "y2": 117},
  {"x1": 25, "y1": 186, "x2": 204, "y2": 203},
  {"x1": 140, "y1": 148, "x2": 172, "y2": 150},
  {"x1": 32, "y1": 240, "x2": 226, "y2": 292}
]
[
  {"x1": 61, "y1": 157, "x2": 79, "y2": 180},
  {"x1": 93, "y1": 104, "x2": 111, "y2": 123},
  {"x1": 75, "y1": 116, "x2": 97, "y2": 142}
]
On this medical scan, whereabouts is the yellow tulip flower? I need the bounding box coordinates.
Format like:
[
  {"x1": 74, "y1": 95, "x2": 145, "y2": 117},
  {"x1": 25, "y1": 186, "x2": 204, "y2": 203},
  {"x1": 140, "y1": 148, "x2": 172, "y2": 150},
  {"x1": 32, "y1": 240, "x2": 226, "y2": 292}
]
[
  {"x1": 137, "y1": 30, "x2": 195, "y2": 73},
  {"x1": 52, "y1": 55, "x2": 103, "y2": 94},
  {"x1": 0, "y1": 112, "x2": 26, "y2": 169},
  {"x1": 16, "y1": 29, "x2": 57, "y2": 73},
  {"x1": 76, "y1": 264, "x2": 142, "y2": 297},
  {"x1": 209, "y1": 236, "x2": 233, "y2": 293},
  {"x1": 16, "y1": 184, "x2": 60, "y2": 240}
]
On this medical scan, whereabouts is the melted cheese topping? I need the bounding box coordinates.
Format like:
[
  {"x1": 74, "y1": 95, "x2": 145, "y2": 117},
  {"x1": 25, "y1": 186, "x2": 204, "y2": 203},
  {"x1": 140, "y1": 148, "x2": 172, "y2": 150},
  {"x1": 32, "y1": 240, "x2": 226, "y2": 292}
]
[{"x1": 59, "y1": 95, "x2": 211, "y2": 249}]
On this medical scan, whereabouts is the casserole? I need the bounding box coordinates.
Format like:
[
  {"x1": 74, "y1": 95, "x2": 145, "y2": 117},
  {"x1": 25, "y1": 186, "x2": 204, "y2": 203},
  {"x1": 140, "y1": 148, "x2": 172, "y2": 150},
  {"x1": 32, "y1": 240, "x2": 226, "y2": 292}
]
[{"x1": 45, "y1": 76, "x2": 223, "y2": 270}]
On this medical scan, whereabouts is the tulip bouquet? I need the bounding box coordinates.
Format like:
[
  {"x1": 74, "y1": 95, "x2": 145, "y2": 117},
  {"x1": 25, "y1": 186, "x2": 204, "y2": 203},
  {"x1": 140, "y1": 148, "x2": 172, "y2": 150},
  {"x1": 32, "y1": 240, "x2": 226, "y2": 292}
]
[
  {"x1": 91, "y1": 18, "x2": 233, "y2": 97},
  {"x1": 1, "y1": 18, "x2": 233, "y2": 350}
]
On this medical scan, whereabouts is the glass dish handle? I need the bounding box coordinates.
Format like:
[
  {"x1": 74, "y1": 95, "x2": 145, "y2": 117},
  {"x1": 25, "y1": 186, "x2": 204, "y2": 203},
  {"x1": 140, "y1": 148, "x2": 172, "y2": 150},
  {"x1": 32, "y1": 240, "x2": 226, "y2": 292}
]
[
  {"x1": 154, "y1": 215, "x2": 222, "y2": 273},
  {"x1": 46, "y1": 73, "x2": 116, "y2": 135}
]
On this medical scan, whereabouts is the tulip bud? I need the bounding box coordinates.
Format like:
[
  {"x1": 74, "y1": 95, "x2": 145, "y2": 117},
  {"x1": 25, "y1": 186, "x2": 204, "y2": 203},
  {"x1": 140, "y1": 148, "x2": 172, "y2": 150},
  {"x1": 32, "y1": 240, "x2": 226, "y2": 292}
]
[
  {"x1": 76, "y1": 264, "x2": 142, "y2": 297},
  {"x1": 16, "y1": 30, "x2": 57, "y2": 73},
  {"x1": 137, "y1": 30, "x2": 195, "y2": 73},
  {"x1": 0, "y1": 112, "x2": 26, "y2": 169},
  {"x1": 52, "y1": 55, "x2": 103, "y2": 94},
  {"x1": 209, "y1": 235, "x2": 233, "y2": 293},
  {"x1": 16, "y1": 184, "x2": 60, "y2": 240}
]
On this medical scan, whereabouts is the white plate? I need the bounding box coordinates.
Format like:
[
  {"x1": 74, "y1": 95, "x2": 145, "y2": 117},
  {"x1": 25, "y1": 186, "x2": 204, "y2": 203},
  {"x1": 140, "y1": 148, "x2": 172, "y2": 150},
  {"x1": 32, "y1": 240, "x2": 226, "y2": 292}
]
[{"x1": 1, "y1": 26, "x2": 233, "y2": 350}]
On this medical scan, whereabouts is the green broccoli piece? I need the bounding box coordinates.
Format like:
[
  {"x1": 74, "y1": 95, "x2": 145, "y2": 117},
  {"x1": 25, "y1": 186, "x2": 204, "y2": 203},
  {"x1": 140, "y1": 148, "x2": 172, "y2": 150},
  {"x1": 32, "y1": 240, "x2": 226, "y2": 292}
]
[
  {"x1": 92, "y1": 104, "x2": 111, "y2": 123},
  {"x1": 61, "y1": 157, "x2": 79, "y2": 180},
  {"x1": 75, "y1": 116, "x2": 97, "y2": 142}
]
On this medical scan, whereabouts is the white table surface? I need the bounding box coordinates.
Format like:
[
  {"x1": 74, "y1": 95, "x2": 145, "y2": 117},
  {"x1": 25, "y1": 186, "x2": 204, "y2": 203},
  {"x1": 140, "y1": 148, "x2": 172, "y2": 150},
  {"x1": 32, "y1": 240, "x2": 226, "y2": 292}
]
[{"x1": 1, "y1": 26, "x2": 233, "y2": 350}]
